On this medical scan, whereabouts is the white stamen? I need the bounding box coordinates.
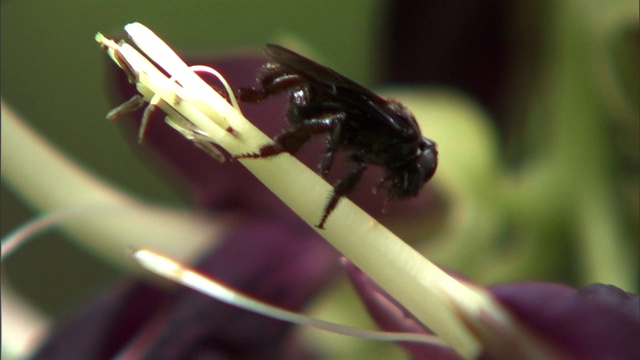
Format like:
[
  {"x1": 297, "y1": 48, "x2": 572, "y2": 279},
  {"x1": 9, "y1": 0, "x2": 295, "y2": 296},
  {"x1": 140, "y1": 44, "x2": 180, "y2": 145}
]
[
  {"x1": 133, "y1": 248, "x2": 448, "y2": 347},
  {"x1": 123, "y1": 24, "x2": 239, "y2": 133},
  {"x1": 188, "y1": 65, "x2": 241, "y2": 111}
]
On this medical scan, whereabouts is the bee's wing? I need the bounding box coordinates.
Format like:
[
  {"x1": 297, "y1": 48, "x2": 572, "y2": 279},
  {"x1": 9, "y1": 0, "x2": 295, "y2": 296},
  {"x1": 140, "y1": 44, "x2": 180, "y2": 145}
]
[{"x1": 264, "y1": 44, "x2": 417, "y2": 135}]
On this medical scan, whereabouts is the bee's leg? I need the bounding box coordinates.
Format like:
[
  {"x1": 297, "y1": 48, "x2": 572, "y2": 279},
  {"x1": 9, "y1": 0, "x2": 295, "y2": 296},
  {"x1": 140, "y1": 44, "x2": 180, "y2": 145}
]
[
  {"x1": 237, "y1": 67, "x2": 304, "y2": 102},
  {"x1": 236, "y1": 111, "x2": 345, "y2": 159},
  {"x1": 290, "y1": 102, "x2": 346, "y2": 175},
  {"x1": 317, "y1": 158, "x2": 367, "y2": 229},
  {"x1": 318, "y1": 121, "x2": 342, "y2": 178},
  {"x1": 235, "y1": 128, "x2": 312, "y2": 159}
]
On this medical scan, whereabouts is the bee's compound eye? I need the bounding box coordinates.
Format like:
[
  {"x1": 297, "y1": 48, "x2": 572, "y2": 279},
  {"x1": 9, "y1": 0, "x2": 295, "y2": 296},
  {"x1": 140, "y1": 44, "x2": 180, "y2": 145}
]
[{"x1": 418, "y1": 139, "x2": 438, "y2": 182}]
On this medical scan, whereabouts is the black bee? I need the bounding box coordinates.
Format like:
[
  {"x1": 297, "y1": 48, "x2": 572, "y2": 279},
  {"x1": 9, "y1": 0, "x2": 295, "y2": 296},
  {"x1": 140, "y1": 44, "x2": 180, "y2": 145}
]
[{"x1": 237, "y1": 44, "x2": 438, "y2": 229}]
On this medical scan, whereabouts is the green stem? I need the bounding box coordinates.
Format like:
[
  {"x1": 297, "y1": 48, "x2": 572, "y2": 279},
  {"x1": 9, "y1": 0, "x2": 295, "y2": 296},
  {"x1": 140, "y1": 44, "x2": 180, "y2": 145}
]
[{"x1": 1, "y1": 100, "x2": 222, "y2": 270}]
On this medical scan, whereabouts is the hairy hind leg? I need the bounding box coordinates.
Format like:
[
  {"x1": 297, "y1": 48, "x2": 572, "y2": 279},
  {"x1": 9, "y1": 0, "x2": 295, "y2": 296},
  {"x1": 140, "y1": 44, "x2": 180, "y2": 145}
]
[
  {"x1": 316, "y1": 156, "x2": 367, "y2": 229},
  {"x1": 287, "y1": 103, "x2": 346, "y2": 176},
  {"x1": 236, "y1": 111, "x2": 346, "y2": 159},
  {"x1": 317, "y1": 121, "x2": 343, "y2": 177}
]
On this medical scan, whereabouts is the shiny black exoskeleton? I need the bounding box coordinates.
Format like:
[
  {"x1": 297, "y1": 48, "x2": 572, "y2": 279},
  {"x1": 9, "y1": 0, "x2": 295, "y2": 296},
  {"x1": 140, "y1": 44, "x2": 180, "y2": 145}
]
[{"x1": 237, "y1": 44, "x2": 438, "y2": 228}]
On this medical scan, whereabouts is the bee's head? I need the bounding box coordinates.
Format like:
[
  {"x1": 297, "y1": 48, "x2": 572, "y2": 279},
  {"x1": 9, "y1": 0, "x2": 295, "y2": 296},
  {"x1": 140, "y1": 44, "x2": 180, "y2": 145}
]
[{"x1": 386, "y1": 138, "x2": 438, "y2": 199}]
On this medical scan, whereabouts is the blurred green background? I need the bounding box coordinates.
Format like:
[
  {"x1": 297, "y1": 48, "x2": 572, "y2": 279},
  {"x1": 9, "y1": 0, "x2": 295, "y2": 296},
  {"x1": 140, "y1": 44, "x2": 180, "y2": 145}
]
[
  {"x1": 2, "y1": 0, "x2": 386, "y2": 312},
  {"x1": 2, "y1": 1, "x2": 638, "y2": 359},
  {"x1": 2, "y1": 1, "x2": 405, "y2": 358}
]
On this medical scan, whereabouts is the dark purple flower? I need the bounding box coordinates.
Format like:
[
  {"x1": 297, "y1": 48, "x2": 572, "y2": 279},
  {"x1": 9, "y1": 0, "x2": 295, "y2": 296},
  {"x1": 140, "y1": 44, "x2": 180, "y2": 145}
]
[
  {"x1": 345, "y1": 260, "x2": 640, "y2": 359},
  {"x1": 19, "y1": 10, "x2": 636, "y2": 358},
  {"x1": 344, "y1": 260, "x2": 463, "y2": 360},
  {"x1": 33, "y1": 219, "x2": 339, "y2": 359},
  {"x1": 490, "y1": 282, "x2": 640, "y2": 360}
]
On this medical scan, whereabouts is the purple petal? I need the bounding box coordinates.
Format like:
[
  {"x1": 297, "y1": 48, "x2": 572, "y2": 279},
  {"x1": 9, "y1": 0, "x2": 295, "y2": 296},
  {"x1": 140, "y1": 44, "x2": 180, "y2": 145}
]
[
  {"x1": 344, "y1": 260, "x2": 462, "y2": 360},
  {"x1": 29, "y1": 280, "x2": 169, "y2": 359},
  {"x1": 33, "y1": 218, "x2": 339, "y2": 359},
  {"x1": 346, "y1": 261, "x2": 640, "y2": 359},
  {"x1": 490, "y1": 282, "x2": 640, "y2": 360}
]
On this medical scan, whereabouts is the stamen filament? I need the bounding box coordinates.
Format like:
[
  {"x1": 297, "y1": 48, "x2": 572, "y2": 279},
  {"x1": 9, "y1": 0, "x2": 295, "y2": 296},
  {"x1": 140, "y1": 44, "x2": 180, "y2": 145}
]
[{"x1": 133, "y1": 248, "x2": 448, "y2": 347}]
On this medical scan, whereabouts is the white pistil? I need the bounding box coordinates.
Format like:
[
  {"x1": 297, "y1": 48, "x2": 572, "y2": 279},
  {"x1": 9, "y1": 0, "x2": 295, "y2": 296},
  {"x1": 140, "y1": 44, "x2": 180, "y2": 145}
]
[{"x1": 97, "y1": 31, "x2": 265, "y2": 156}]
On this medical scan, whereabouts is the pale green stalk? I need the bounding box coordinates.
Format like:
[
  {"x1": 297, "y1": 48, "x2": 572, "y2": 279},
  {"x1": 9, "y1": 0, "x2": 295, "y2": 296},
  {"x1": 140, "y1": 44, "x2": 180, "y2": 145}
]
[
  {"x1": 1, "y1": 276, "x2": 51, "y2": 360},
  {"x1": 1, "y1": 101, "x2": 224, "y2": 269}
]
